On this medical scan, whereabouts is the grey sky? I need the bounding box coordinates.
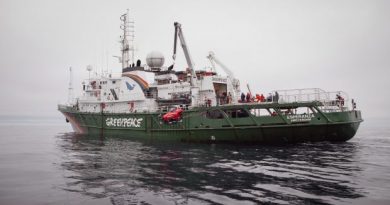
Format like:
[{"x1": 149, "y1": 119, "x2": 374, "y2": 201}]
[{"x1": 0, "y1": 0, "x2": 389, "y2": 118}]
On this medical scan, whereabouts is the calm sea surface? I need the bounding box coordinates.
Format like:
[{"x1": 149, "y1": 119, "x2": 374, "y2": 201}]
[{"x1": 0, "y1": 115, "x2": 389, "y2": 205}]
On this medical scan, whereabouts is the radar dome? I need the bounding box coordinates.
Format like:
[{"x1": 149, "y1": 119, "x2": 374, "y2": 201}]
[
  {"x1": 86, "y1": 65, "x2": 93, "y2": 72},
  {"x1": 146, "y1": 51, "x2": 165, "y2": 69}
]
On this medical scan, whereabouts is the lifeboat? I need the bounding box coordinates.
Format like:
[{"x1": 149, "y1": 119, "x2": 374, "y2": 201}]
[{"x1": 162, "y1": 108, "x2": 183, "y2": 122}]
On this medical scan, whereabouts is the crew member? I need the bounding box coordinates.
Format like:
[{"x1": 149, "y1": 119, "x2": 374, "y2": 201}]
[
  {"x1": 241, "y1": 93, "x2": 245, "y2": 103},
  {"x1": 246, "y1": 92, "x2": 251, "y2": 102},
  {"x1": 260, "y1": 94, "x2": 265, "y2": 102}
]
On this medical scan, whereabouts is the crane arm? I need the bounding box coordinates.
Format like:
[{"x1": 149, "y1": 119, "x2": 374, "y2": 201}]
[
  {"x1": 171, "y1": 22, "x2": 197, "y2": 85},
  {"x1": 172, "y1": 24, "x2": 178, "y2": 61},
  {"x1": 207, "y1": 52, "x2": 234, "y2": 78},
  {"x1": 207, "y1": 51, "x2": 241, "y2": 103}
]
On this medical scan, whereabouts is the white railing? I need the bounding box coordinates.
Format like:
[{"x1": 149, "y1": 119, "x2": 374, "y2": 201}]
[
  {"x1": 273, "y1": 88, "x2": 350, "y2": 111},
  {"x1": 58, "y1": 104, "x2": 77, "y2": 111}
]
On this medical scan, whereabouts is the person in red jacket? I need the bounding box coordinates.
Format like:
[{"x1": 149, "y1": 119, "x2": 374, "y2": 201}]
[
  {"x1": 260, "y1": 94, "x2": 265, "y2": 102},
  {"x1": 255, "y1": 94, "x2": 261, "y2": 102}
]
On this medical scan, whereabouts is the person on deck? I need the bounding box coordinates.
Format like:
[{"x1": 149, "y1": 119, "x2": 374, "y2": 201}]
[
  {"x1": 222, "y1": 92, "x2": 227, "y2": 105},
  {"x1": 336, "y1": 94, "x2": 344, "y2": 107},
  {"x1": 255, "y1": 94, "x2": 261, "y2": 102},
  {"x1": 241, "y1": 93, "x2": 245, "y2": 103},
  {"x1": 266, "y1": 93, "x2": 272, "y2": 102},
  {"x1": 273, "y1": 91, "x2": 279, "y2": 103},
  {"x1": 204, "y1": 97, "x2": 211, "y2": 107},
  {"x1": 246, "y1": 92, "x2": 251, "y2": 103},
  {"x1": 227, "y1": 92, "x2": 232, "y2": 104},
  {"x1": 352, "y1": 99, "x2": 356, "y2": 110},
  {"x1": 260, "y1": 94, "x2": 265, "y2": 102}
]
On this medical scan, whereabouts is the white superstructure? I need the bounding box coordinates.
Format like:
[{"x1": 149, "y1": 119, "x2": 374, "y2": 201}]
[{"x1": 72, "y1": 12, "x2": 239, "y2": 114}]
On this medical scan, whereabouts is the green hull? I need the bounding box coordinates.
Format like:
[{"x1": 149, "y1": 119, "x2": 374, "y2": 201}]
[{"x1": 59, "y1": 102, "x2": 362, "y2": 143}]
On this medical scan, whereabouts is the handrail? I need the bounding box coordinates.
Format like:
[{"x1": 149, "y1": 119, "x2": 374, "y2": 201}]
[{"x1": 272, "y1": 88, "x2": 350, "y2": 111}]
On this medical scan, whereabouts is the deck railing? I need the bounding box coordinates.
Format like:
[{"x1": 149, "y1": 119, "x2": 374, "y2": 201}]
[
  {"x1": 58, "y1": 104, "x2": 78, "y2": 112},
  {"x1": 272, "y1": 88, "x2": 350, "y2": 111}
]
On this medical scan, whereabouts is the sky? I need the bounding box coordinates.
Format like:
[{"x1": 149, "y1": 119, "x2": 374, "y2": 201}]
[{"x1": 0, "y1": 0, "x2": 389, "y2": 118}]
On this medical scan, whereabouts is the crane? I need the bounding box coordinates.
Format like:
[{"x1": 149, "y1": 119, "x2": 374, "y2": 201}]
[
  {"x1": 170, "y1": 22, "x2": 197, "y2": 86},
  {"x1": 207, "y1": 51, "x2": 241, "y2": 102}
]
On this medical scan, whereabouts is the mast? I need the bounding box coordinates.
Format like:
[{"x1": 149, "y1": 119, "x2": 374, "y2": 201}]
[
  {"x1": 68, "y1": 67, "x2": 74, "y2": 105},
  {"x1": 120, "y1": 9, "x2": 135, "y2": 69}
]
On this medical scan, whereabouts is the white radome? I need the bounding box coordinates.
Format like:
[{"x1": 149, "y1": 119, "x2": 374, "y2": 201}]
[
  {"x1": 86, "y1": 65, "x2": 93, "y2": 72},
  {"x1": 146, "y1": 51, "x2": 165, "y2": 68}
]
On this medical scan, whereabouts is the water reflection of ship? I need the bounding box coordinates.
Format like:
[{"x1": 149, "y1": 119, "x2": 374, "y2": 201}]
[{"x1": 57, "y1": 133, "x2": 365, "y2": 204}]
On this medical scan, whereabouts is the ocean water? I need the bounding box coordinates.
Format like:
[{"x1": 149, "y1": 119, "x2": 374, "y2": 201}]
[{"x1": 0, "y1": 116, "x2": 389, "y2": 205}]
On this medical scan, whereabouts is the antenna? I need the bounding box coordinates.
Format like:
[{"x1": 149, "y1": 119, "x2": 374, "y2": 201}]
[
  {"x1": 106, "y1": 48, "x2": 109, "y2": 75},
  {"x1": 119, "y1": 9, "x2": 135, "y2": 69},
  {"x1": 101, "y1": 47, "x2": 104, "y2": 77},
  {"x1": 68, "y1": 67, "x2": 74, "y2": 105},
  {"x1": 86, "y1": 65, "x2": 93, "y2": 80}
]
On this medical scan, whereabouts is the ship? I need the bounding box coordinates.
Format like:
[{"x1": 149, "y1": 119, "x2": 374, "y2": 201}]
[{"x1": 58, "y1": 11, "x2": 363, "y2": 143}]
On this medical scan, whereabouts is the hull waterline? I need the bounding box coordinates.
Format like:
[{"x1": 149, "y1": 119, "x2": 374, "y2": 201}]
[{"x1": 59, "y1": 104, "x2": 362, "y2": 144}]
